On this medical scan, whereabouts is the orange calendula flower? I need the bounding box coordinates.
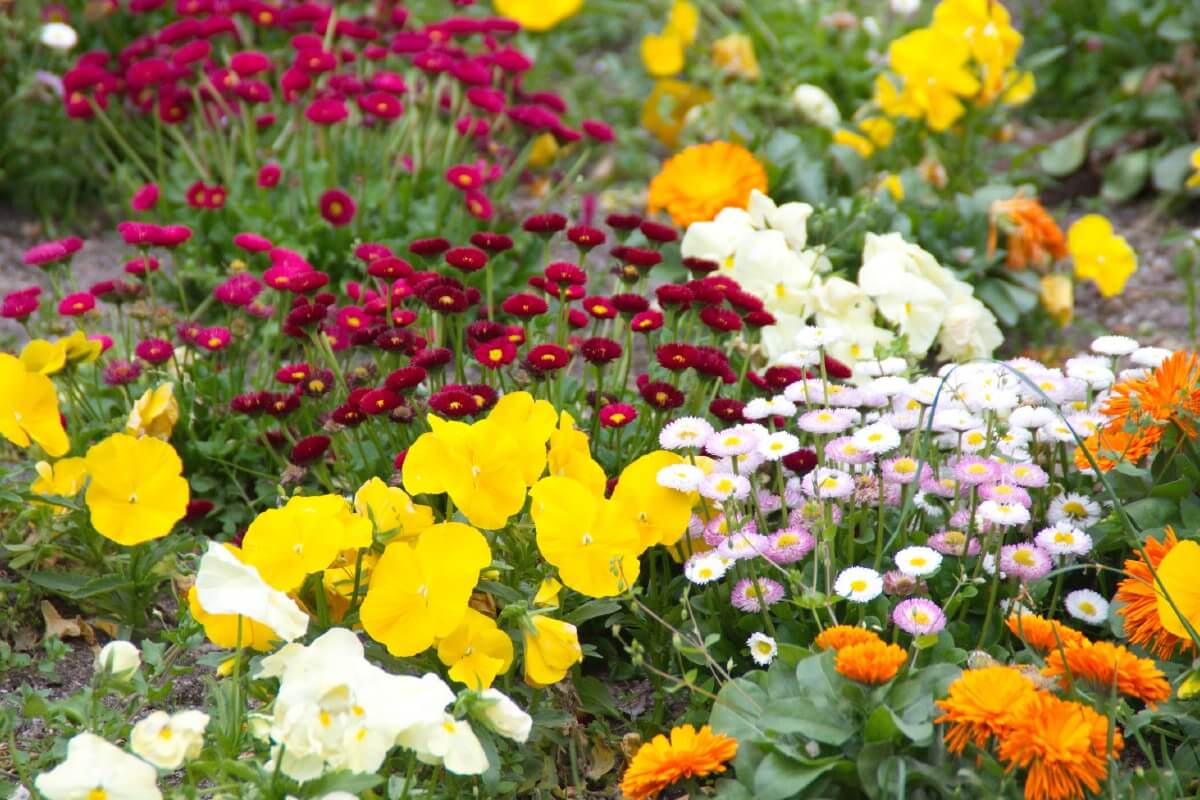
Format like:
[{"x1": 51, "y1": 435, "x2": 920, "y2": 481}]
[
  {"x1": 834, "y1": 639, "x2": 907, "y2": 685},
  {"x1": 996, "y1": 692, "x2": 1121, "y2": 800},
  {"x1": 1005, "y1": 612, "x2": 1090, "y2": 654},
  {"x1": 1042, "y1": 640, "x2": 1171, "y2": 709},
  {"x1": 1074, "y1": 424, "x2": 1160, "y2": 473},
  {"x1": 619, "y1": 724, "x2": 737, "y2": 800},
  {"x1": 987, "y1": 196, "x2": 1068, "y2": 270},
  {"x1": 935, "y1": 665, "x2": 1037, "y2": 755},
  {"x1": 814, "y1": 625, "x2": 881, "y2": 651},
  {"x1": 1114, "y1": 527, "x2": 1194, "y2": 660},
  {"x1": 647, "y1": 142, "x2": 767, "y2": 228}
]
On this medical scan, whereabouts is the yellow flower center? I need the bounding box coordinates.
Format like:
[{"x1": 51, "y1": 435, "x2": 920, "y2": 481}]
[
  {"x1": 1079, "y1": 602, "x2": 1096, "y2": 615},
  {"x1": 894, "y1": 459, "x2": 916, "y2": 474},
  {"x1": 910, "y1": 557, "x2": 926, "y2": 567},
  {"x1": 610, "y1": 413, "x2": 627, "y2": 424},
  {"x1": 442, "y1": 720, "x2": 456, "y2": 734},
  {"x1": 911, "y1": 610, "x2": 930, "y2": 625},
  {"x1": 1062, "y1": 502, "x2": 1085, "y2": 517},
  {"x1": 489, "y1": 348, "x2": 503, "y2": 362},
  {"x1": 319, "y1": 711, "x2": 332, "y2": 727},
  {"x1": 88, "y1": 789, "x2": 108, "y2": 800},
  {"x1": 754, "y1": 641, "x2": 773, "y2": 655},
  {"x1": 944, "y1": 531, "x2": 965, "y2": 546},
  {"x1": 1012, "y1": 550, "x2": 1036, "y2": 567},
  {"x1": 850, "y1": 579, "x2": 868, "y2": 593},
  {"x1": 967, "y1": 464, "x2": 988, "y2": 475}
]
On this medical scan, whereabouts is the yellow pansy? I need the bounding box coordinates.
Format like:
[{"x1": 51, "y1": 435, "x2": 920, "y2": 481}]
[
  {"x1": 482, "y1": 392, "x2": 557, "y2": 485},
  {"x1": 611, "y1": 451, "x2": 696, "y2": 549},
  {"x1": 529, "y1": 476, "x2": 643, "y2": 598},
  {"x1": 1068, "y1": 214, "x2": 1137, "y2": 298},
  {"x1": 666, "y1": 0, "x2": 699, "y2": 46},
  {"x1": 528, "y1": 132, "x2": 560, "y2": 169},
  {"x1": 859, "y1": 117, "x2": 895, "y2": 149},
  {"x1": 641, "y1": 79, "x2": 713, "y2": 148},
  {"x1": 1039, "y1": 273, "x2": 1073, "y2": 326},
  {"x1": 833, "y1": 129, "x2": 876, "y2": 158},
  {"x1": 436, "y1": 608, "x2": 514, "y2": 689},
  {"x1": 641, "y1": 32, "x2": 684, "y2": 77},
  {"x1": 126, "y1": 383, "x2": 179, "y2": 440},
  {"x1": 360, "y1": 522, "x2": 492, "y2": 657},
  {"x1": 881, "y1": 173, "x2": 905, "y2": 201},
  {"x1": 60, "y1": 330, "x2": 103, "y2": 365},
  {"x1": 31, "y1": 458, "x2": 87, "y2": 509},
  {"x1": 353, "y1": 477, "x2": 433, "y2": 541},
  {"x1": 240, "y1": 494, "x2": 372, "y2": 592},
  {"x1": 546, "y1": 411, "x2": 606, "y2": 495},
  {"x1": 0, "y1": 354, "x2": 69, "y2": 457},
  {"x1": 888, "y1": 28, "x2": 981, "y2": 131},
  {"x1": 1186, "y1": 148, "x2": 1200, "y2": 189},
  {"x1": 20, "y1": 339, "x2": 67, "y2": 375},
  {"x1": 322, "y1": 548, "x2": 379, "y2": 621},
  {"x1": 493, "y1": 0, "x2": 582, "y2": 32},
  {"x1": 711, "y1": 33, "x2": 759, "y2": 80},
  {"x1": 83, "y1": 433, "x2": 188, "y2": 546},
  {"x1": 1154, "y1": 539, "x2": 1200, "y2": 640},
  {"x1": 933, "y1": 0, "x2": 1022, "y2": 102},
  {"x1": 874, "y1": 74, "x2": 918, "y2": 119},
  {"x1": 523, "y1": 615, "x2": 582, "y2": 687},
  {"x1": 1002, "y1": 71, "x2": 1036, "y2": 106},
  {"x1": 533, "y1": 577, "x2": 563, "y2": 608}
]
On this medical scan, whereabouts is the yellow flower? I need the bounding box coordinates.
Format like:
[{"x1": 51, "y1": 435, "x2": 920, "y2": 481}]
[
  {"x1": 1187, "y1": 148, "x2": 1200, "y2": 189},
  {"x1": 860, "y1": 117, "x2": 895, "y2": 148},
  {"x1": 641, "y1": 32, "x2": 685, "y2": 77},
  {"x1": 533, "y1": 577, "x2": 563, "y2": 608},
  {"x1": 881, "y1": 173, "x2": 905, "y2": 201},
  {"x1": 436, "y1": 608, "x2": 514, "y2": 689},
  {"x1": 833, "y1": 129, "x2": 875, "y2": 158},
  {"x1": 353, "y1": 477, "x2": 433, "y2": 541},
  {"x1": 1039, "y1": 273, "x2": 1073, "y2": 326},
  {"x1": 1068, "y1": 214, "x2": 1137, "y2": 298},
  {"x1": 874, "y1": 74, "x2": 919, "y2": 119},
  {"x1": 1002, "y1": 71, "x2": 1036, "y2": 105},
  {"x1": 648, "y1": 142, "x2": 768, "y2": 227},
  {"x1": 321, "y1": 548, "x2": 379, "y2": 621},
  {"x1": 523, "y1": 615, "x2": 582, "y2": 687},
  {"x1": 83, "y1": 433, "x2": 188, "y2": 546},
  {"x1": 530, "y1": 476, "x2": 643, "y2": 597},
  {"x1": 932, "y1": 0, "x2": 1022, "y2": 103},
  {"x1": 611, "y1": 451, "x2": 696, "y2": 549},
  {"x1": 888, "y1": 27, "x2": 981, "y2": 131},
  {"x1": 403, "y1": 392, "x2": 555, "y2": 530},
  {"x1": 666, "y1": 0, "x2": 699, "y2": 46},
  {"x1": 31, "y1": 457, "x2": 87, "y2": 509},
  {"x1": 546, "y1": 411, "x2": 606, "y2": 495},
  {"x1": 360, "y1": 522, "x2": 492, "y2": 657},
  {"x1": 126, "y1": 383, "x2": 179, "y2": 440},
  {"x1": 711, "y1": 33, "x2": 759, "y2": 80},
  {"x1": 493, "y1": 0, "x2": 582, "y2": 32},
  {"x1": 1153, "y1": 539, "x2": 1200, "y2": 641},
  {"x1": 240, "y1": 494, "x2": 372, "y2": 592},
  {"x1": 59, "y1": 330, "x2": 103, "y2": 365},
  {"x1": 528, "y1": 132, "x2": 560, "y2": 169},
  {"x1": 0, "y1": 353, "x2": 69, "y2": 457},
  {"x1": 640, "y1": 80, "x2": 713, "y2": 148},
  {"x1": 186, "y1": 546, "x2": 290, "y2": 652},
  {"x1": 20, "y1": 339, "x2": 67, "y2": 375}
]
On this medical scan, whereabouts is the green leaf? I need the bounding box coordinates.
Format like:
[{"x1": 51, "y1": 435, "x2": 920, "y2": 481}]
[
  {"x1": 759, "y1": 697, "x2": 856, "y2": 745},
  {"x1": 864, "y1": 706, "x2": 899, "y2": 743},
  {"x1": 1152, "y1": 144, "x2": 1197, "y2": 194},
  {"x1": 1101, "y1": 149, "x2": 1151, "y2": 204},
  {"x1": 297, "y1": 771, "x2": 382, "y2": 797},
  {"x1": 564, "y1": 599, "x2": 621, "y2": 626},
  {"x1": 1039, "y1": 121, "x2": 1095, "y2": 177},
  {"x1": 1126, "y1": 497, "x2": 1179, "y2": 530},
  {"x1": 1150, "y1": 479, "x2": 1192, "y2": 501},
  {"x1": 753, "y1": 753, "x2": 838, "y2": 800},
  {"x1": 576, "y1": 675, "x2": 621, "y2": 719},
  {"x1": 1181, "y1": 496, "x2": 1200, "y2": 532},
  {"x1": 976, "y1": 280, "x2": 1019, "y2": 326},
  {"x1": 26, "y1": 571, "x2": 90, "y2": 595}
]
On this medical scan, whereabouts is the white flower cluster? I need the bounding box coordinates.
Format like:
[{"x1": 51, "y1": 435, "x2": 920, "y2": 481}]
[{"x1": 681, "y1": 191, "x2": 1003, "y2": 367}]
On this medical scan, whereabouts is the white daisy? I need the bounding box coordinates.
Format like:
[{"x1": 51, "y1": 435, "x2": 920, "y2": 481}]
[
  {"x1": 794, "y1": 325, "x2": 843, "y2": 350},
  {"x1": 856, "y1": 357, "x2": 908, "y2": 378},
  {"x1": 850, "y1": 421, "x2": 901, "y2": 456},
  {"x1": 1047, "y1": 493, "x2": 1103, "y2": 528},
  {"x1": 1090, "y1": 335, "x2": 1139, "y2": 357},
  {"x1": 757, "y1": 431, "x2": 800, "y2": 461},
  {"x1": 684, "y1": 553, "x2": 729, "y2": 585},
  {"x1": 1034, "y1": 523, "x2": 1093, "y2": 557},
  {"x1": 746, "y1": 632, "x2": 778, "y2": 666},
  {"x1": 656, "y1": 464, "x2": 704, "y2": 492},
  {"x1": 978, "y1": 500, "x2": 1031, "y2": 528},
  {"x1": 1008, "y1": 405, "x2": 1056, "y2": 429},
  {"x1": 1065, "y1": 356, "x2": 1114, "y2": 389},
  {"x1": 894, "y1": 545, "x2": 942, "y2": 577},
  {"x1": 699, "y1": 472, "x2": 751, "y2": 502},
  {"x1": 834, "y1": 566, "x2": 883, "y2": 603},
  {"x1": 1064, "y1": 589, "x2": 1109, "y2": 625},
  {"x1": 1131, "y1": 346, "x2": 1172, "y2": 368},
  {"x1": 705, "y1": 425, "x2": 762, "y2": 457}
]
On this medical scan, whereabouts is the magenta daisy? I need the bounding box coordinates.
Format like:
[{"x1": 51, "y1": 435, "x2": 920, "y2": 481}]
[
  {"x1": 927, "y1": 529, "x2": 982, "y2": 557},
  {"x1": 892, "y1": 598, "x2": 947, "y2": 636},
  {"x1": 765, "y1": 528, "x2": 815, "y2": 564},
  {"x1": 881, "y1": 456, "x2": 923, "y2": 485},
  {"x1": 999, "y1": 542, "x2": 1053, "y2": 582},
  {"x1": 953, "y1": 456, "x2": 1002, "y2": 486},
  {"x1": 731, "y1": 577, "x2": 785, "y2": 612}
]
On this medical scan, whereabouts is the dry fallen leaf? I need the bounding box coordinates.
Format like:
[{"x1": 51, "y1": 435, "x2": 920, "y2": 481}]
[
  {"x1": 40, "y1": 600, "x2": 96, "y2": 645},
  {"x1": 586, "y1": 736, "x2": 617, "y2": 781}
]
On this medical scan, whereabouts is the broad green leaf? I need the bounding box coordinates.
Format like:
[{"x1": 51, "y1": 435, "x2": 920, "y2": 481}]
[
  {"x1": 1153, "y1": 144, "x2": 1197, "y2": 193},
  {"x1": 1101, "y1": 149, "x2": 1151, "y2": 203},
  {"x1": 753, "y1": 752, "x2": 839, "y2": 800},
  {"x1": 1039, "y1": 121, "x2": 1095, "y2": 177}
]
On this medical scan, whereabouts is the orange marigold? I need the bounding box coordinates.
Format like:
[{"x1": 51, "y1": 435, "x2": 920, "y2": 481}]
[
  {"x1": 619, "y1": 723, "x2": 737, "y2": 800},
  {"x1": 1042, "y1": 640, "x2": 1171, "y2": 709},
  {"x1": 987, "y1": 196, "x2": 1068, "y2": 271},
  {"x1": 1100, "y1": 351, "x2": 1200, "y2": 438},
  {"x1": 834, "y1": 639, "x2": 907, "y2": 685},
  {"x1": 1074, "y1": 423, "x2": 1162, "y2": 472},
  {"x1": 1006, "y1": 612, "x2": 1090, "y2": 654},
  {"x1": 647, "y1": 142, "x2": 767, "y2": 228},
  {"x1": 814, "y1": 625, "x2": 882, "y2": 651},
  {"x1": 1114, "y1": 527, "x2": 1194, "y2": 660},
  {"x1": 935, "y1": 665, "x2": 1038, "y2": 755},
  {"x1": 997, "y1": 692, "x2": 1121, "y2": 800}
]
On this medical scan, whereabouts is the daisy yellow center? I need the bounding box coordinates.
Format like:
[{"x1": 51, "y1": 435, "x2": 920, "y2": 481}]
[
  {"x1": 754, "y1": 641, "x2": 773, "y2": 654},
  {"x1": 1054, "y1": 532, "x2": 1075, "y2": 544},
  {"x1": 966, "y1": 464, "x2": 989, "y2": 475},
  {"x1": 776, "y1": 534, "x2": 798, "y2": 546},
  {"x1": 1062, "y1": 502, "x2": 1086, "y2": 517},
  {"x1": 1078, "y1": 601, "x2": 1096, "y2": 615},
  {"x1": 850, "y1": 579, "x2": 867, "y2": 593},
  {"x1": 88, "y1": 790, "x2": 107, "y2": 800},
  {"x1": 966, "y1": 432, "x2": 984, "y2": 445},
  {"x1": 867, "y1": 433, "x2": 883, "y2": 442},
  {"x1": 158, "y1": 726, "x2": 173, "y2": 740},
  {"x1": 944, "y1": 531, "x2": 966, "y2": 545},
  {"x1": 911, "y1": 610, "x2": 931, "y2": 625},
  {"x1": 206, "y1": 337, "x2": 221, "y2": 348},
  {"x1": 329, "y1": 202, "x2": 343, "y2": 216},
  {"x1": 723, "y1": 436, "x2": 741, "y2": 447},
  {"x1": 819, "y1": 478, "x2": 838, "y2": 490},
  {"x1": 610, "y1": 413, "x2": 627, "y2": 424},
  {"x1": 716, "y1": 479, "x2": 734, "y2": 492},
  {"x1": 909, "y1": 556, "x2": 927, "y2": 567},
  {"x1": 1012, "y1": 550, "x2": 1036, "y2": 567},
  {"x1": 698, "y1": 567, "x2": 713, "y2": 579},
  {"x1": 489, "y1": 348, "x2": 503, "y2": 361},
  {"x1": 894, "y1": 460, "x2": 916, "y2": 474},
  {"x1": 817, "y1": 412, "x2": 834, "y2": 422}
]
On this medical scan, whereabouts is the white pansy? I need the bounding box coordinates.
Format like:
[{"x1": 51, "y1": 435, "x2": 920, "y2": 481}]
[
  {"x1": 96, "y1": 640, "x2": 141, "y2": 679},
  {"x1": 397, "y1": 714, "x2": 489, "y2": 775},
  {"x1": 195, "y1": 542, "x2": 309, "y2": 643},
  {"x1": 36, "y1": 733, "x2": 161, "y2": 800},
  {"x1": 477, "y1": 689, "x2": 533, "y2": 743},
  {"x1": 791, "y1": 84, "x2": 841, "y2": 127},
  {"x1": 131, "y1": 710, "x2": 209, "y2": 769}
]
